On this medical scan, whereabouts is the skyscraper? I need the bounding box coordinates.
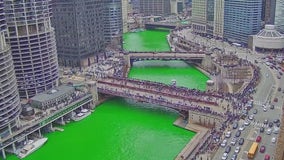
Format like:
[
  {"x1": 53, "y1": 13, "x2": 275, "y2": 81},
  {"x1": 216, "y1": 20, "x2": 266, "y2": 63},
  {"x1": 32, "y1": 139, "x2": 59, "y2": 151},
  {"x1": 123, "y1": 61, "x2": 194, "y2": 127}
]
[
  {"x1": 103, "y1": 0, "x2": 123, "y2": 45},
  {"x1": 213, "y1": 0, "x2": 224, "y2": 38},
  {"x1": 4, "y1": 0, "x2": 59, "y2": 99},
  {"x1": 275, "y1": 0, "x2": 284, "y2": 33},
  {"x1": 191, "y1": 0, "x2": 207, "y2": 34},
  {"x1": 139, "y1": 0, "x2": 171, "y2": 16},
  {"x1": 52, "y1": 0, "x2": 106, "y2": 67},
  {"x1": 224, "y1": 0, "x2": 262, "y2": 44},
  {"x1": 0, "y1": 1, "x2": 21, "y2": 138},
  {"x1": 264, "y1": 0, "x2": 276, "y2": 25},
  {"x1": 122, "y1": 0, "x2": 129, "y2": 33}
]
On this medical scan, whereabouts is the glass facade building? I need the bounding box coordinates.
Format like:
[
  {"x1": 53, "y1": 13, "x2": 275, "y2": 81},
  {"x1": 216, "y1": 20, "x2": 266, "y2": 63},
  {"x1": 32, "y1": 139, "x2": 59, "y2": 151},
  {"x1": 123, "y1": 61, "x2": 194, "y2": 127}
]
[
  {"x1": 103, "y1": 0, "x2": 123, "y2": 44},
  {"x1": 275, "y1": 0, "x2": 284, "y2": 33},
  {"x1": 139, "y1": 0, "x2": 171, "y2": 16},
  {"x1": 224, "y1": 0, "x2": 262, "y2": 44},
  {"x1": 4, "y1": 0, "x2": 59, "y2": 99},
  {"x1": 0, "y1": 1, "x2": 21, "y2": 138}
]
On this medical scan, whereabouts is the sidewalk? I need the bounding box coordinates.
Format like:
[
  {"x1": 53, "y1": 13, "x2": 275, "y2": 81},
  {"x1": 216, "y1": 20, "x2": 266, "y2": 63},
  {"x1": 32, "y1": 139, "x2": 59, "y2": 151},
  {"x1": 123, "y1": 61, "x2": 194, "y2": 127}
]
[{"x1": 174, "y1": 117, "x2": 209, "y2": 160}]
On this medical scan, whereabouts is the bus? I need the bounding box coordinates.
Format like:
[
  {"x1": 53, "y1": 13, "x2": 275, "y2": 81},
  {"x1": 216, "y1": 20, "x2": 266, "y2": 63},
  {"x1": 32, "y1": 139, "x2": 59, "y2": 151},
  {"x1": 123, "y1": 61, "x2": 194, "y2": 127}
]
[{"x1": 248, "y1": 142, "x2": 259, "y2": 159}]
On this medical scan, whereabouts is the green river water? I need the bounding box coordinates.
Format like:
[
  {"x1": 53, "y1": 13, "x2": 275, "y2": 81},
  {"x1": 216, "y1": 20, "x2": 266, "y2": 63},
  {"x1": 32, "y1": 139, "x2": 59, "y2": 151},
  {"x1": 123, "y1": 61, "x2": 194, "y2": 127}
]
[{"x1": 7, "y1": 29, "x2": 209, "y2": 160}]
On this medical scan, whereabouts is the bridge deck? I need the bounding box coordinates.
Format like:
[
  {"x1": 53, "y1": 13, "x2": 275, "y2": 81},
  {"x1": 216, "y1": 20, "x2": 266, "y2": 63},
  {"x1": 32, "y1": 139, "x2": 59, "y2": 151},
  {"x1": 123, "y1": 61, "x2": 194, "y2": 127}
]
[{"x1": 97, "y1": 77, "x2": 228, "y2": 118}]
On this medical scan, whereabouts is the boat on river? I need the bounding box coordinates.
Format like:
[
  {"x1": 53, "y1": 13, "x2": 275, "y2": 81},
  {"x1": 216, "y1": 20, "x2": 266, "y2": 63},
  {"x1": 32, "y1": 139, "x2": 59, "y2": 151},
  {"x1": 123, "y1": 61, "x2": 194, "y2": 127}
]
[
  {"x1": 71, "y1": 109, "x2": 91, "y2": 121},
  {"x1": 17, "y1": 138, "x2": 48, "y2": 159}
]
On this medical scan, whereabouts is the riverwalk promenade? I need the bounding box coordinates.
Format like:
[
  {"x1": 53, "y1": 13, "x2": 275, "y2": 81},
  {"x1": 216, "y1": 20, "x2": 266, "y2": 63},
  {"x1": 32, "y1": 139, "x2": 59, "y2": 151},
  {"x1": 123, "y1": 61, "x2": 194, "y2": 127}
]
[{"x1": 174, "y1": 117, "x2": 209, "y2": 160}]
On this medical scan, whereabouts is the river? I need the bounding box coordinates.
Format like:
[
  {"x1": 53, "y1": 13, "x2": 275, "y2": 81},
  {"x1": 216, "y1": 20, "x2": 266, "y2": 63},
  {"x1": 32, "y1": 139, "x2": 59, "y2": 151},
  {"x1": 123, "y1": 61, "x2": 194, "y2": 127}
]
[{"x1": 8, "y1": 29, "x2": 208, "y2": 160}]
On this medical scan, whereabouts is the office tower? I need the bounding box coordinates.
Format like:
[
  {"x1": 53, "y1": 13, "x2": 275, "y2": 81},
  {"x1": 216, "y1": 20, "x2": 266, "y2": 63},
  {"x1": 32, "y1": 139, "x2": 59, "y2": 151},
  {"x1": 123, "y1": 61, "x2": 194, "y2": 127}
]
[
  {"x1": 139, "y1": 0, "x2": 171, "y2": 16},
  {"x1": 52, "y1": 0, "x2": 106, "y2": 67},
  {"x1": 213, "y1": 0, "x2": 224, "y2": 38},
  {"x1": 122, "y1": 0, "x2": 129, "y2": 33},
  {"x1": 0, "y1": 1, "x2": 21, "y2": 138},
  {"x1": 4, "y1": 0, "x2": 59, "y2": 99},
  {"x1": 206, "y1": 0, "x2": 214, "y2": 36},
  {"x1": 170, "y1": 0, "x2": 185, "y2": 14},
  {"x1": 274, "y1": 0, "x2": 284, "y2": 33},
  {"x1": 191, "y1": 0, "x2": 207, "y2": 34},
  {"x1": 104, "y1": 0, "x2": 123, "y2": 46},
  {"x1": 224, "y1": 0, "x2": 262, "y2": 44},
  {"x1": 264, "y1": 0, "x2": 276, "y2": 25}
]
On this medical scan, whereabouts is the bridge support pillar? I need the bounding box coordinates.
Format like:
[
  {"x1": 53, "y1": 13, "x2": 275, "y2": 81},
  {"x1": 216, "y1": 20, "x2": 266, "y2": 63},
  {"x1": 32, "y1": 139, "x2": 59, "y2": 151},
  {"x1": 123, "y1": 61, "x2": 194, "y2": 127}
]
[{"x1": 1, "y1": 149, "x2": 6, "y2": 159}]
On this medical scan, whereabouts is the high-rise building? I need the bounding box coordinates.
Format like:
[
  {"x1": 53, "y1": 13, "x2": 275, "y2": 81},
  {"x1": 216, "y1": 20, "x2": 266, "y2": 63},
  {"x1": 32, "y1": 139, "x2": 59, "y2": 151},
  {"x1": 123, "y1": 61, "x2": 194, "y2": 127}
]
[
  {"x1": 213, "y1": 0, "x2": 224, "y2": 38},
  {"x1": 191, "y1": 0, "x2": 207, "y2": 34},
  {"x1": 4, "y1": 0, "x2": 59, "y2": 99},
  {"x1": 52, "y1": 0, "x2": 106, "y2": 67},
  {"x1": 139, "y1": 0, "x2": 171, "y2": 16},
  {"x1": 0, "y1": 1, "x2": 21, "y2": 138},
  {"x1": 264, "y1": 0, "x2": 276, "y2": 25},
  {"x1": 103, "y1": 0, "x2": 123, "y2": 45},
  {"x1": 224, "y1": 0, "x2": 262, "y2": 44},
  {"x1": 122, "y1": 0, "x2": 129, "y2": 33},
  {"x1": 274, "y1": 0, "x2": 284, "y2": 33},
  {"x1": 170, "y1": 0, "x2": 185, "y2": 14}
]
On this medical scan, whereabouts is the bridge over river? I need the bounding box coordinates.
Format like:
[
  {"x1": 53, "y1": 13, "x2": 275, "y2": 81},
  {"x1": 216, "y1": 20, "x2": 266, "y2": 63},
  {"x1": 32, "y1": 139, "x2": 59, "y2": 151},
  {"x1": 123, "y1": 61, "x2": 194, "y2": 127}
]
[{"x1": 97, "y1": 77, "x2": 228, "y2": 120}]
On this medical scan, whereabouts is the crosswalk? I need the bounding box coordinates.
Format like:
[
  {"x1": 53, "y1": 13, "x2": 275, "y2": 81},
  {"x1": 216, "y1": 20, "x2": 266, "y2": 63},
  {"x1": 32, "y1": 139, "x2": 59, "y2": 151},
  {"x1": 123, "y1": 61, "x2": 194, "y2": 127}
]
[{"x1": 251, "y1": 121, "x2": 268, "y2": 128}]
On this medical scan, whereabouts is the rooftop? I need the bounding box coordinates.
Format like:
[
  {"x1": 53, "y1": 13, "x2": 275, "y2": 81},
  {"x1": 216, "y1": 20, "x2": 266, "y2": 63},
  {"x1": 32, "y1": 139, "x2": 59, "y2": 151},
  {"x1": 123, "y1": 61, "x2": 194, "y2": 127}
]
[
  {"x1": 31, "y1": 85, "x2": 75, "y2": 103},
  {"x1": 256, "y1": 25, "x2": 284, "y2": 38}
]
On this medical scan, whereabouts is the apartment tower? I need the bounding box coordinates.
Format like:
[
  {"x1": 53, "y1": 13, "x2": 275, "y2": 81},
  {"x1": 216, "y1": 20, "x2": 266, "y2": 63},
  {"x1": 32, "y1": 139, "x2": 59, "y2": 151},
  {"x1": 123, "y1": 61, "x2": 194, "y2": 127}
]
[
  {"x1": 4, "y1": 0, "x2": 59, "y2": 99},
  {"x1": 0, "y1": 0, "x2": 21, "y2": 138}
]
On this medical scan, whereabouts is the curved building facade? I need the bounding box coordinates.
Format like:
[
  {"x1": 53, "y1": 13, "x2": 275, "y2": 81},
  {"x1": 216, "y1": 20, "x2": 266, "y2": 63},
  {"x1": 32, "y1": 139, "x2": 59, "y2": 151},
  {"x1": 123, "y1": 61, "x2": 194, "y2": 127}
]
[
  {"x1": 4, "y1": 0, "x2": 59, "y2": 99},
  {"x1": 251, "y1": 25, "x2": 284, "y2": 52},
  {"x1": 0, "y1": 1, "x2": 21, "y2": 138}
]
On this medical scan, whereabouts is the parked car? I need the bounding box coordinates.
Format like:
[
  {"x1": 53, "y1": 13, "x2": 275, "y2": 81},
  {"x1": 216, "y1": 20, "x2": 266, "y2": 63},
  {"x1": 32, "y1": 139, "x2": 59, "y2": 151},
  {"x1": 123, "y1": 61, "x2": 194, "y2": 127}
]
[
  {"x1": 271, "y1": 137, "x2": 276, "y2": 143},
  {"x1": 235, "y1": 146, "x2": 240, "y2": 153},
  {"x1": 239, "y1": 138, "x2": 244, "y2": 145},
  {"x1": 235, "y1": 131, "x2": 241, "y2": 137},
  {"x1": 222, "y1": 153, "x2": 228, "y2": 160},
  {"x1": 264, "y1": 154, "x2": 270, "y2": 160},
  {"x1": 232, "y1": 122, "x2": 238, "y2": 129},
  {"x1": 260, "y1": 127, "x2": 265, "y2": 133},
  {"x1": 225, "y1": 146, "x2": 231, "y2": 153},
  {"x1": 260, "y1": 146, "x2": 266, "y2": 153},
  {"x1": 256, "y1": 136, "x2": 262, "y2": 142}
]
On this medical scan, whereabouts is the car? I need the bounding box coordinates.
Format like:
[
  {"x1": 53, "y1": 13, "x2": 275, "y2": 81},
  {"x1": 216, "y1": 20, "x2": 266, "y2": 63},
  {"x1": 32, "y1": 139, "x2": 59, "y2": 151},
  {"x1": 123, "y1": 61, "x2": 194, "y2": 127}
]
[
  {"x1": 235, "y1": 146, "x2": 240, "y2": 153},
  {"x1": 273, "y1": 127, "x2": 279, "y2": 134},
  {"x1": 274, "y1": 98, "x2": 278, "y2": 102},
  {"x1": 256, "y1": 135, "x2": 262, "y2": 142},
  {"x1": 221, "y1": 139, "x2": 227, "y2": 147},
  {"x1": 248, "y1": 115, "x2": 254, "y2": 120},
  {"x1": 222, "y1": 152, "x2": 228, "y2": 160},
  {"x1": 260, "y1": 127, "x2": 265, "y2": 133},
  {"x1": 239, "y1": 138, "x2": 244, "y2": 145},
  {"x1": 264, "y1": 119, "x2": 269, "y2": 124},
  {"x1": 225, "y1": 131, "x2": 231, "y2": 138},
  {"x1": 273, "y1": 119, "x2": 280, "y2": 123},
  {"x1": 244, "y1": 120, "x2": 250, "y2": 126},
  {"x1": 239, "y1": 125, "x2": 245, "y2": 131},
  {"x1": 271, "y1": 137, "x2": 276, "y2": 143},
  {"x1": 278, "y1": 87, "x2": 281, "y2": 92},
  {"x1": 260, "y1": 145, "x2": 266, "y2": 153},
  {"x1": 267, "y1": 128, "x2": 272, "y2": 135},
  {"x1": 225, "y1": 146, "x2": 231, "y2": 153},
  {"x1": 264, "y1": 154, "x2": 270, "y2": 160},
  {"x1": 253, "y1": 109, "x2": 258, "y2": 114},
  {"x1": 232, "y1": 122, "x2": 238, "y2": 129},
  {"x1": 276, "y1": 123, "x2": 280, "y2": 127},
  {"x1": 231, "y1": 138, "x2": 237, "y2": 146},
  {"x1": 268, "y1": 122, "x2": 273, "y2": 128},
  {"x1": 263, "y1": 107, "x2": 267, "y2": 112},
  {"x1": 270, "y1": 105, "x2": 274, "y2": 110},
  {"x1": 231, "y1": 154, "x2": 237, "y2": 160},
  {"x1": 235, "y1": 131, "x2": 241, "y2": 137}
]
